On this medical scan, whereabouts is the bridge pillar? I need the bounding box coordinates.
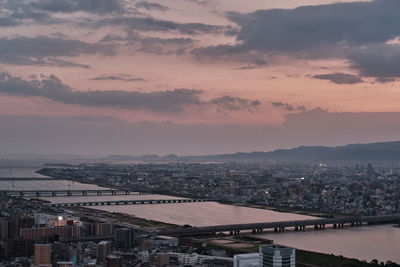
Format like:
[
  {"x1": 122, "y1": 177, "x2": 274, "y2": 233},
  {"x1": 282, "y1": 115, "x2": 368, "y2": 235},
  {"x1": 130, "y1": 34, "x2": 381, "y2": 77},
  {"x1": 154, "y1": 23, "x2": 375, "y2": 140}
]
[
  {"x1": 252, "y1": 229, "x2": 256, "y2": 234},
  {"x1": 274, "y1": 227, "x2": 278, "y2": 232},
  {"x1": 295, "y1": 226, "x2": 298, "y2": 231},
  {"x1": 314, "y1": 225, "x2": 319, "y2": 230},
  {"x1": 230, "y1": 231, "x2": 233, "y2": 236}
]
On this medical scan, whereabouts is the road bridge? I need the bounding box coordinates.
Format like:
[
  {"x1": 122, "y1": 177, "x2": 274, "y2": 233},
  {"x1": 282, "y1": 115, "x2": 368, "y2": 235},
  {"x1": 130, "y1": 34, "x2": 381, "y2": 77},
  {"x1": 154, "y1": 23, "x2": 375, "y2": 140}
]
[
  {"x1": 157, "y1": 214, "x2": 400, "y2": 236},
  {"x1": 46, "y1": 198, "x2": 212, "y2": 207},
  {"x1": 0, "y1": 189, "x2": 140, "y2": 197}
]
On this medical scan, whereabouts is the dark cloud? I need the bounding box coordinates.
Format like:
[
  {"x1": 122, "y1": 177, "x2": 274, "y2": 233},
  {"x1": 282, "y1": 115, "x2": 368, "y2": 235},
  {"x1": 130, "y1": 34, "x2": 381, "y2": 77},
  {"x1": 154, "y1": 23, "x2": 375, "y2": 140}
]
[
  {"x1": 101, "y1": 31, "x2": 195, "y2": 55},
  {"x1": 0, "y1": 35, "x2": 113, "y2": 67},
  {"x1": 140, "y1": 38, "x2": 194, "y2": 55},
  {"x1": 375, "y1": 77, "x2": 396, "y2": 83},
  {"x1": 186, "y1": 0, "x2": 213, "y2": 5},
  {"x1": 0, "y1": 73, "x2": 260, "y2": 113},
  {"x1": 227, "y1": 0, "x2": 400, "y2": 53},
  {"x1": 271, "y1": 102, "x2": 306, "y2": 112},
  {"x1": 29, "y1": 0, "x2": 126, "y2": 14},
  {"x1": 0, "y1": 16, "x2": 18, "y2": 27},
  {"x1": 191, "y1": 44, "x2": 268, "y2": 65},
  {"x1": 135, "y1": 1, "x2": 169, "y2": 11},
  {"x1": 97, "y1": 16, "x2": 231, "y2": 35},
  {"x1": 348, "y1": 44, "x2": 400, "y2": 78},
  {"x1": 0, "y1": 5, "x2": 58, "y2": 27},
  {"x1": 192, "y1": 0, "x2": 400, "y2": 78},
  {"x1": 0, "y1": 73, "x2": 202, "y2": 112},
  {"x1": 90, "y1": 75, "x2": 145, "y2": 82},
  {"x1": 210, "y1": 96, "x2": 260, "y2": 112},
  {"x1": 313, "y1": 73, "x2": 364, "y2": 84}
]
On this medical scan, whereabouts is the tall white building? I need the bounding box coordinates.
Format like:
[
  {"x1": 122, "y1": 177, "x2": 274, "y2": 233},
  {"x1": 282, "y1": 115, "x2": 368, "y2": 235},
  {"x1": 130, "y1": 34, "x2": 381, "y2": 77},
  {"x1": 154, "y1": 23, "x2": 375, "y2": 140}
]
[{"x1": 259, "y1": 245, "x2": 295, "y2": 267}]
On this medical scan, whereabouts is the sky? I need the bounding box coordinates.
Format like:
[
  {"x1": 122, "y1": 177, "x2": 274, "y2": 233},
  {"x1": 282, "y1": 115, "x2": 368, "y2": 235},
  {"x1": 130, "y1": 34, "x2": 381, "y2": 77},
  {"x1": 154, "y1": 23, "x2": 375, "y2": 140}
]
[{"x1": 1, "y1": 0, "x2": 400, "y2": 156}]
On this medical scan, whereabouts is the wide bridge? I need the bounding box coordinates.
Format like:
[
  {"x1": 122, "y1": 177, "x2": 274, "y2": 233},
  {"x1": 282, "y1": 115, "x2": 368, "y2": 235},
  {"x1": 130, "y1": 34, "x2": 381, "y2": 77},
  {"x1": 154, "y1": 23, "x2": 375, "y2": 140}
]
[
  {"x1": 46, "y1": 198, "x2": 212, "y2": 207},
  {"x1": 157, "y1": 214, "x2": 400, "y2": 236},
  {"x1": 0, "y1": 189, "x2": 140, "y2": 197}
]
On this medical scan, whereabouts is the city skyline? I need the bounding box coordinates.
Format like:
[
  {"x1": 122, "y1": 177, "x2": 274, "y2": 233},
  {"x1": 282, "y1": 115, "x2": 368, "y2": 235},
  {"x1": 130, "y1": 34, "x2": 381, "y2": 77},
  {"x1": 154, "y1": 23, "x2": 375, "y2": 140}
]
[{"x1": 2, "y1": 0, "x2": 400, "y2": 155}]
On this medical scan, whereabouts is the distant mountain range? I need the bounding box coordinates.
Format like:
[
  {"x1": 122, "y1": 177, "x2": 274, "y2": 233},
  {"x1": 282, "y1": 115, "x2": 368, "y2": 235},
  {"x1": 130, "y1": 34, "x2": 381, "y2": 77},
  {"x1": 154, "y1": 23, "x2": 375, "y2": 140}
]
[{"x1": 103, "y1": 141, "x2": 400, "y2": 162}]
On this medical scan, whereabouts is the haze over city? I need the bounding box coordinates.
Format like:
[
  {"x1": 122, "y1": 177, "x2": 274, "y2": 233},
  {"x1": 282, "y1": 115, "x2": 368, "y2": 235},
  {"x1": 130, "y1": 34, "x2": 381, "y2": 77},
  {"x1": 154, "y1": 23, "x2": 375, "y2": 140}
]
[{"x1": 2, "y1": 0, "x2": 400, "y2": 156}]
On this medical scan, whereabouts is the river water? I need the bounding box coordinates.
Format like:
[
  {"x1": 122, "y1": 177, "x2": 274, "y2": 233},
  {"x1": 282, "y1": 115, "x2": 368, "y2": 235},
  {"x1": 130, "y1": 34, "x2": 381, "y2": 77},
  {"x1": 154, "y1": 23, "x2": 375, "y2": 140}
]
[
  {"x1": 0, "y1": 165, "x2": 49, "y2": 178},
  {"x1": 2, "y1": 166, "x2": 399, "y2": 264}
]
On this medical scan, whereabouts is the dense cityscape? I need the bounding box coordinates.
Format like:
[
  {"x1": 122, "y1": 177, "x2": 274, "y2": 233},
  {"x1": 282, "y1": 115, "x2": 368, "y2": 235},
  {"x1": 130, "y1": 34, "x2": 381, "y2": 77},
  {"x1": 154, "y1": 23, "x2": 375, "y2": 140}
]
[
  {"x1": 0, "y1": 160, "x2": 399, "y2": 267},
  {"x1": 40, "y1": 162, "x2": 400, "y2": 216}
]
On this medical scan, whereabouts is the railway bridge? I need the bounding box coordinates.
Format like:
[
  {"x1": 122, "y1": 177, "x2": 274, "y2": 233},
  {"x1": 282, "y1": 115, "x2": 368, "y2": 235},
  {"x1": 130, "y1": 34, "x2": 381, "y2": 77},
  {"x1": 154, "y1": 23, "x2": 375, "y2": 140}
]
[
  {"x1": 0, "y1": 189, "x2": 140, "y2": 197},
  {"x1": 46, "y1": 198, "x2": 212, "y2": 207}
]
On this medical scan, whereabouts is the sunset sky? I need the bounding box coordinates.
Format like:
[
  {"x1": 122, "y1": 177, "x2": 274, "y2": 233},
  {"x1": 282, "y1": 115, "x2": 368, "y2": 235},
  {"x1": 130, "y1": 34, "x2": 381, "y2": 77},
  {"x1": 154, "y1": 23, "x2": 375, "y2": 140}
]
[{"x1": 1, "y1": 0, "x2": 400, "y2": 156}]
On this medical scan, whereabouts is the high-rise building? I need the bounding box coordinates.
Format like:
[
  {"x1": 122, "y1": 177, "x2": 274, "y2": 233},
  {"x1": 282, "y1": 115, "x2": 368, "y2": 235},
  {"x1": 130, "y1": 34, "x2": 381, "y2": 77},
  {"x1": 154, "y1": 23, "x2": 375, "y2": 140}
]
[
  {"x1": 259, "y1": 245, "x2": 295, "y2": 267},
  {"x1": 96, "y1": 241, "x2": 111, "y2": 265},
  {"x1": 157, "y1": 253, "x2": 170, "y2": 267},
  {"x1": 115, "y1": 228, "x2": 135, "y2": 249},
  {"x1": 106, "y1": 255, "x2": 123, "y2": 267},
  {"x1": 0, "y1": 218, "x2": 9, "y2": 239},
  {"x1": 234, "y1": 253, "x2": 260, "y2": 267},
  {"x1": 34, "y1": 243, "x2": 52, "y2": 267},
  {"x1": 20, "y1": 225, "x2": 81, "y2": 242}
]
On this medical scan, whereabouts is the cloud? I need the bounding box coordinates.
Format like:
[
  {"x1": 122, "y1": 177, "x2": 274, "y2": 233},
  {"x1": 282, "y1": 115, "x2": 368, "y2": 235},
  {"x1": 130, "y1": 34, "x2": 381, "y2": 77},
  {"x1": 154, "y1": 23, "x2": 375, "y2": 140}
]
[
  {"x1": 375, "y1": 77, "x2": 396, "y2": 83},
  {"x1": 0, "y1": 73, "x2": 261, "y2": 113},
  {"x1": 135, "y1": 1, "x2": 169, "y2": 11},
  {"x1": 29, "y1": 0, "x2": 126, "y2": 14},
  {"x1": 192, "y1": 0, "x2": 400, "y2": 79},
  {"x1": 191, "y1": 44, "x2": 267, "y2": 65},
  {"x1": 90, "y1": 75, "x2": 145, "y2": 82},
  {"x1": 97, "y1": 16, "x2": 231, "y2": 35},
  {"x1": 312, "y1": 73, "x2": 364, "y2": 84},
  {"x1": 271, "y1": 102, "x2": 306, "y2": 111},
  {"x1": 210, "y1": 96, "x2": 260, "y2": 112},
  {"x1": 0, "y1": 73, "x2": 202, "y2": 112},
  {"x1": 0, "y1": 0, "x2": 127, "y2": 28},
  {"x1": 0, "y1": 35, "x2": 113, "y2": 67},
  {"x1": 348, "y1": 44, "x2": 400, "y2": 78},
  {"x1": 227, "y1": 0, "x2": 400, "y2": 53},
  {"x1": 101, "y1": 31, "x2": 195, "y2": 55}
]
